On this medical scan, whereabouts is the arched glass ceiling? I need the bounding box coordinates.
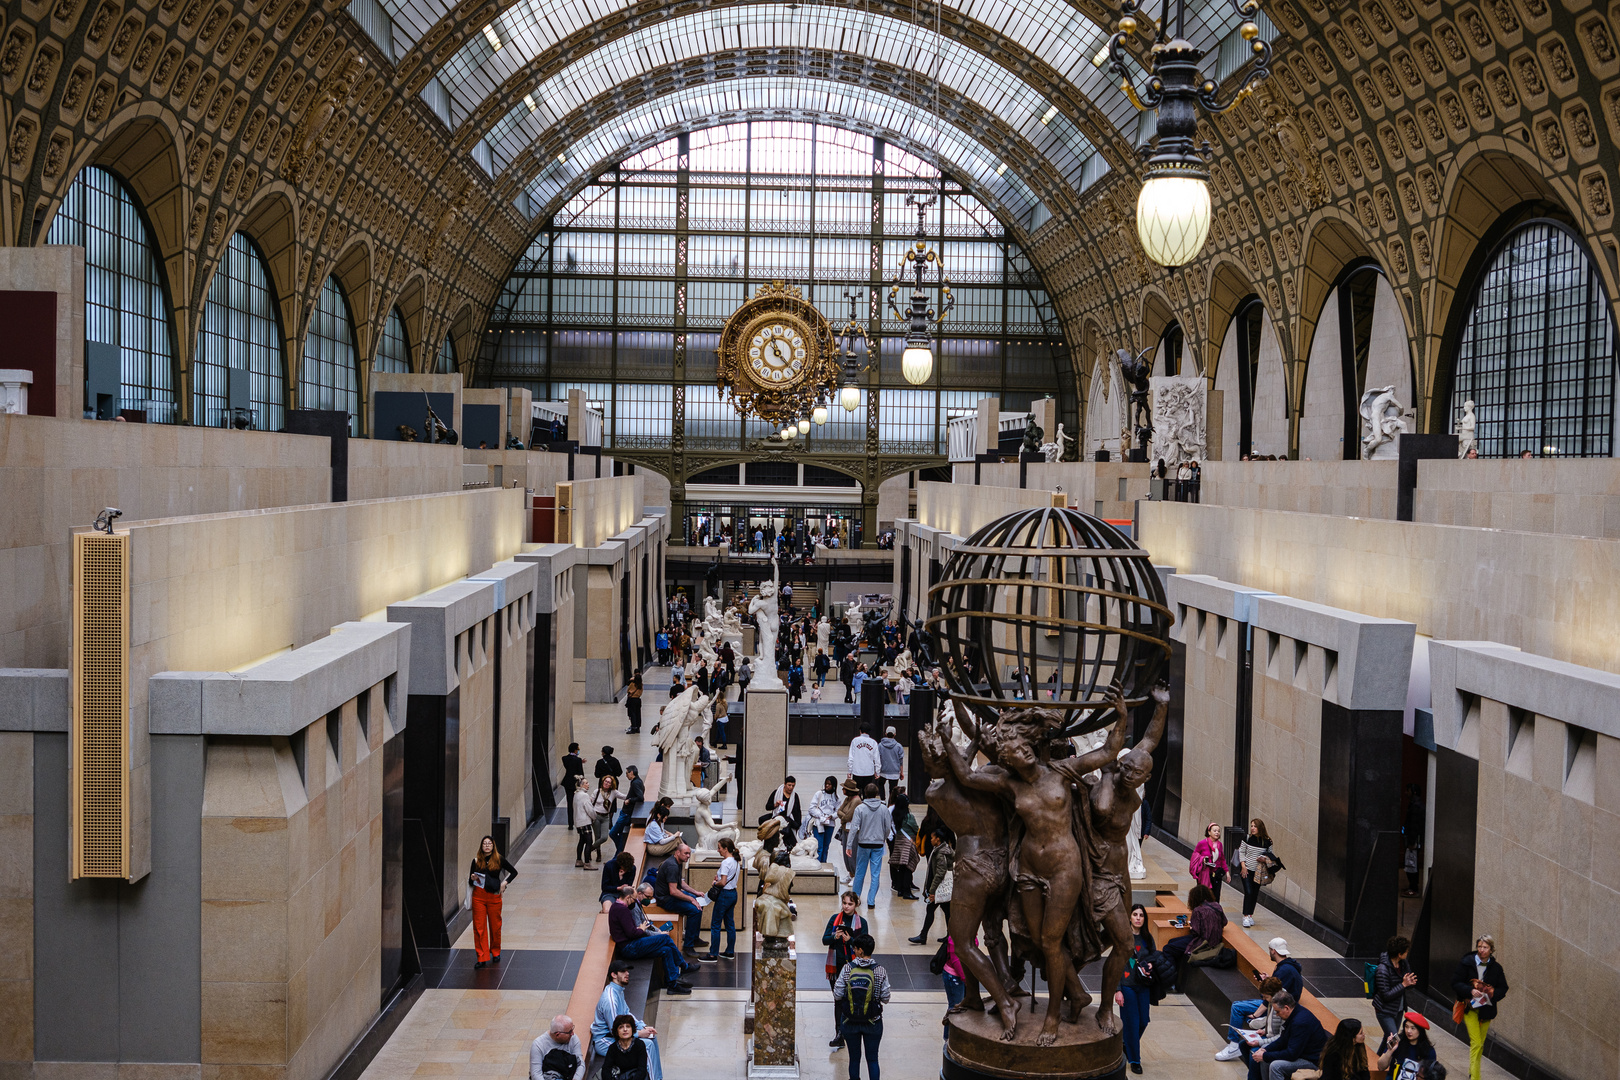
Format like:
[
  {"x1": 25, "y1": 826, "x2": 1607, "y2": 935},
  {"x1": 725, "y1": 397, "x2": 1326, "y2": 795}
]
[
  {"x1": 476, "y1": 4, "x2": 1101, "y2": 188},
  {"x1": 402, "y1": 0, "x2": 1154, "y2": 138},
  {"x1": 518, "y1": 78, "x2": 1051, "y2": 229}
]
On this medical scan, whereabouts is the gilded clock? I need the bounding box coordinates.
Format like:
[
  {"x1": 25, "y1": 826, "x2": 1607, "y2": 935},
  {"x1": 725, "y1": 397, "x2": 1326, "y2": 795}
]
[{"x1": 717, "y1": 281, "x2": 839, "y2": 425}]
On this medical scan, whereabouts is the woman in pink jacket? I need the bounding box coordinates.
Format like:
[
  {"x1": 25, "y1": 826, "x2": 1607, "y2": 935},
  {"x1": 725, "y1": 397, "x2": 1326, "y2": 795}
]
[{"x1": 1189, "y1": 822, "x2": 1226, "y2": 900}]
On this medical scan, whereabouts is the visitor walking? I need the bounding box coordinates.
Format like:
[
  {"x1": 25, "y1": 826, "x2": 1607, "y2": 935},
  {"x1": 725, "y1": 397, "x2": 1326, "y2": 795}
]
[
  {"x1": 886, "y1": 791, "x2": 920, "y2": 900},
  {"x1": 1190, "y1": 821, "x2": 1226, "y2": 901},
  {"x1": 847, "y1": 725, "x2": 880, "y2": 793},
  {"x1": 909, "y1": 829, "x2": 954, "y2": 944},
  {"x1": 562, "y1": 743, "x2": 587, "y2": 826},
  {"x1": 846, "y1": 784, "x2": 894, "y2": 909},
  {"x1": 1372, "y1": 936, "x2": 1418, "y2": 1041},
  {"x1": 877, "y1": 727, "x2": 904, "y2": 802},
  {"x1": 1450, "y1": 935, "x2": 1508, "y2": 1080},
  {"x1": 809, "y1": 776, "x2": 841, "y2": 863},
  {"x1": 1116, "y1": 903, "x2": 1156, "y2": 1075},
  {"x1": 833, "y1": 933, "x2": 889, "y2": 1080},
  {"x1": 1236, "y1": 818, "x2": 1279, "y2": 928}
]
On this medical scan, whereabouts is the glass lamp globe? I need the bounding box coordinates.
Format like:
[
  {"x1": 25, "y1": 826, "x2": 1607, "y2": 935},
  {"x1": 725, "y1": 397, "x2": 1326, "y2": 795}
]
[
  {"x1": 902, "y1": 343, "x2": 934, "y2": 385},
  {"x1": 798, "y1": 418, "x2": 811, "y2": 434},
  {"x1": 1136, "y1": 174, "x2": 1212, "y2": 268},
  {"x1": 812, "y1": 404, "x2": 829, "y2": 425},
  {"x1": 840, "y1": 385, "x2": 860, "y2": 411},
  {"x1": 784, "y1": 425, "x2": 797, "y2": 439}
]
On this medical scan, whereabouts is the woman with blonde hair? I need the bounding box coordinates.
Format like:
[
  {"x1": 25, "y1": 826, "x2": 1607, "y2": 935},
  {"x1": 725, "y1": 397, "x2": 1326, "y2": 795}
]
[
  {"x1": 573, "y1": 778, "x2": 598, "y2": 869},
  {"x1": 467, "y1": 835, "x2": 517, "y2": 968}
]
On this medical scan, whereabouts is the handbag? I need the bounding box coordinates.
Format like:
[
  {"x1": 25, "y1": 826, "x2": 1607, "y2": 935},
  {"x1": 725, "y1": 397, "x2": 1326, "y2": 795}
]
[
  {"x1": 890, "y1": 834, "x2": 917, "y2": 868},
  {"x1": 935, "y1": 870, "x2": 955, "y2": 903},
  {"x1": 1451, "y1": 999, "x2": 1467, "y2": 1025},
  {"x1": 706, "y1": 878, "x2": 723, "y2": 901},
  {"x1": 928, "y1": 939, "x2": 950, "y2": 976}
]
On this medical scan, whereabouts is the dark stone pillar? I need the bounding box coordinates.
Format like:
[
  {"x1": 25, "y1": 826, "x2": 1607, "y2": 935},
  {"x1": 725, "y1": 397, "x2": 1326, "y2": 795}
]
[
  {"x1": 1396, "y1": 434, "x2": 1458, "y2": 521},
  {"x1": 381, "y1": 734, "x2": 408, "y2": 993},
  {"x1": 532, "y1": 610, "x2": 555, "y2": 818},
  {"x1": 403, "y1": 688, "x2": 461, "y2": 946},
  {"x1": 906, "y1": 688, "x2": 935, "y2": 800},
  {"x1": 1424, "y1": 745, "x2": 1478, "y2": 998},
  {"x1": 1314, "y1": 700, "x2": 1404, "y2": 954},
  {"x1": 285, "y1": 408, "x2": 350, "y2": 502}
]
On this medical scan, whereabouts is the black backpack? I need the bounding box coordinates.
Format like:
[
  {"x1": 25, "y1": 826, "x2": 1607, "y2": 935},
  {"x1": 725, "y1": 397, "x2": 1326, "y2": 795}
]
[
  {"x1": 844, "y1": 965, "x2": 884, "y2": 1023},
  {"x1": 539, "y1": 1047, "x2": 580, "y2": 1080},
  {"x1": 928, "y1": 940, "x2": 950, "y2": 976}
]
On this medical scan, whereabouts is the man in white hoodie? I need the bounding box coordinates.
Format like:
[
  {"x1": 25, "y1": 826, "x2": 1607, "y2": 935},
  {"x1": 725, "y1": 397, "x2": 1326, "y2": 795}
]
[{"x1": 847, "y1": 724, "x2": 881, "y2": 794}]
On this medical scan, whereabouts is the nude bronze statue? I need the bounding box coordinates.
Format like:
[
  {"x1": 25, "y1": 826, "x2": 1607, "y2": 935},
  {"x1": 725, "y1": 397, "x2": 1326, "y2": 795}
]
[
  {"x1": 920, "y1": 714, "x2": 1020, "y2": 1037},
  {"x1": 943, "y1": 705, "x2": 1126, "y2": 1046},
  {"x1": 1082, "y1": 681, "x2": 1169, "y2": 1035}
]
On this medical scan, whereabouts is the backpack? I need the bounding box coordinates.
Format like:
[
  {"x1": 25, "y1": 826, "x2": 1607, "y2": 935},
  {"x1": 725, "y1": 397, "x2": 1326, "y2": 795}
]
[
  {"x1": 844, "y1": 965, "x2": 884, "y2": 1023},
  {"x1": 928, "y1": 940, "x2": 950, "y2": 976},
  {"x1": 1363, "y1": 960, "x2": 1381, "y2": 998},
  {"x1": 539, "y1": 1047, "x2": 580, "y2": 1080}
]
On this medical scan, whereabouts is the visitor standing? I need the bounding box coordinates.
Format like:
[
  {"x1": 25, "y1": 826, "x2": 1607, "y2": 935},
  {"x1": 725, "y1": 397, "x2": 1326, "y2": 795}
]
[
  {"x1": 833, "y1": 933, "x2": 889, "y2": 1080},
  {"x1": 1372, "y1": 936, "x2": 1418, "y2": 1041},
  {"x1": 706, "y1": 837, "x2": 740, "y2": 960},
  {"x1": 624, "y1": 674, "x2": 643, "y2": 734},
  {"x1": 1116, "y1": 903, "x2": 1155, "y2": 1075},
  {"x1": 1450, "y1": 935, "x2": 1508, "y2": 1080},
  {"x1": 809, "y1": 776, "x2": 841, "y2": 863},
  {"x1": 573, "y1": 779, "x2": 598, "y2": 869},
  {"x1": 886, "y1": 790, "x2": 920, "y2": 900},
  {"x1": 467, "y1": 836, "x2": 517, "y2": 969},
  {"x1": 822, "y1": 892, "x2": 870, "y2": 1049},
  {"x1": 909, "y1": 829, "x2": 954, "y2": 944},
  {"x1": 595, "y1": 746, "x2": 624, "y2": 785},
  {"x1": 847, "y1": 725, "x2": 880, "y2": 793},
  {"x1": 562, "y1": 744, "x2": 587, "y2": 826},
  {"x1": 815, "y1": 648, "x2": 830, "y2": 687},
  {"x1": 877, "y1": 727, "x2": 904, "y2": 801}
]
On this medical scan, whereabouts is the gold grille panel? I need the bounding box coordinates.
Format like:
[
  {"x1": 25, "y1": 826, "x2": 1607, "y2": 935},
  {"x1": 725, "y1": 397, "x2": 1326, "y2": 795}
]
[{"x1": 72, "y1": 532, "x2": 130, "y2": 880}]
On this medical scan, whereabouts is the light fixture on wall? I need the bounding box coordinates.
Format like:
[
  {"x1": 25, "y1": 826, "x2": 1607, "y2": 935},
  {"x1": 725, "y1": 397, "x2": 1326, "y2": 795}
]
[
  {"x1": 1107, "y1": 0, "x2": 1273, "y2": 267},
  {"x1": 888, "y1": 195, "x2": 954, "y2": 386}
]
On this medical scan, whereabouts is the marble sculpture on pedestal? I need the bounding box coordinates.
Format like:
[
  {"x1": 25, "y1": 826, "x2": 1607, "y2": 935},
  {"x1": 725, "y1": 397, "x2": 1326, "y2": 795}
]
[{"x1": 1360, "y1": 385, "x2": 1409, "y2": 459}]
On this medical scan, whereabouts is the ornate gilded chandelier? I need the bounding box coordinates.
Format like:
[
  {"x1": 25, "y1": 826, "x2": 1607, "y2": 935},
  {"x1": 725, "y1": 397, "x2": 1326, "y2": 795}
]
[
  {"x1": 1107, "y1": 0, "x2": 1273, "y2": 267},
  {"x1": 887, "y1": 194, "x2": 954, "y2": 385},
  {"x1": 836, "y1": 287, "x2": 873, "y2": 412}
]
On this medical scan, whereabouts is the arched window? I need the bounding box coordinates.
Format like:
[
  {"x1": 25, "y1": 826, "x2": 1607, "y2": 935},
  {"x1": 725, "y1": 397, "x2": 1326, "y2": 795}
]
[
  {"x1": 1235, "y1": 299, "x2": 1265, "y2": 457},
  {"x1": 47, "y1": 166, "x2": 178, "y2": 422},
  {"x1": 375, "y1": 306, "x2": 411, "y2": 373},
  {"x1": 196, "y1": 233, "x2": 286, "y2": 430},
  {"x1": 1453, "y1": 222, "x2": 1617, "y2": 457},
  {"x1": 1158, "y1": 321, "x2": 1183, "y2": 376},
  {"x1": 301, "y1": 276, "x2": 361, "y2": 434},
  {"x1": 437, "y1": 335, "x2": 456, "y2": 373}
]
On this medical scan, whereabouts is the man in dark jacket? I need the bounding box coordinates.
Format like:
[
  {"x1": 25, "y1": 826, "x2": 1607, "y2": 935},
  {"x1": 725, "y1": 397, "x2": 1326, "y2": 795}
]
[
  {"x1": 562, "y1": 743, "x2": 587, "y2": 826},
  {"x1": 1245, "y1": 992, "x2": 1327, "y2": 1080},
  {"x1": 1262, "y1": 938, "x2": 1304, "y2": 1001},
  {"x1": 594, "y1": 746, "x2": 623, "y2": 783},
  {"x1": 821, "y1": 891, "x2": 870, "y2": 1049}
]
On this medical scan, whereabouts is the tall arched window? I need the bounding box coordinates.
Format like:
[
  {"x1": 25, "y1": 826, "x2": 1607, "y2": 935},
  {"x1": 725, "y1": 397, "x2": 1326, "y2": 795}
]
[
  {"x1": 47, "y1": 166, "x2": 178, "y2": 422},
  {"x1": 437, "y1": 335, "x2": 456, "y2": 373},
  {"x1": 1453, "y1": 221, "x2": 1617, "y2": 457},
  {"x1": 1158, "y1": 321, "x2": 1183, "y2": 376},
  {"x1": 375, "y1": 306, "x2": 411, "y2": 373},
  {"x1": 1235, "y1": 299, "x2": 1265, "y2": 457},
  {"x1": 301, "y1": 276, "x2": 360, "y2": 433},
  {"x1": 196, "y1": 233, "x2": 286, "y2": 430}
]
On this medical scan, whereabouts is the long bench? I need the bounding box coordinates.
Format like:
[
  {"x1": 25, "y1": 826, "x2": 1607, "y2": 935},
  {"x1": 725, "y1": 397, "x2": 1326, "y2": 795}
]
[
  {"x1": 1150, "y1": 896, "x2": 1382, "y2": 1076},
  {"x1": 564, "y1": 763, "x2": 670, "y2": 1076}
]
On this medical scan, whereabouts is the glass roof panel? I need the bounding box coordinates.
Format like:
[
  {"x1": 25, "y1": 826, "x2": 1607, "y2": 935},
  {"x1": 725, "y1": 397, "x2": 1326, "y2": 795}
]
[
  {"x1": 520, "y1": 78, "x2": 1045, "y2": 227},
  {"x1": 478, "y1": 4, "x2": 1099, "y2": 190},
  {"x1": 416, "y1": 0, "x2": 1148, "y2": 135}
]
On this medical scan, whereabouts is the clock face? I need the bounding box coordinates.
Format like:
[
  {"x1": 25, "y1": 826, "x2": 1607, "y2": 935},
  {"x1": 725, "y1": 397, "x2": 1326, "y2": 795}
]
[{"x1": 746, "y1": 320, "x2": 809, "y2": 388}]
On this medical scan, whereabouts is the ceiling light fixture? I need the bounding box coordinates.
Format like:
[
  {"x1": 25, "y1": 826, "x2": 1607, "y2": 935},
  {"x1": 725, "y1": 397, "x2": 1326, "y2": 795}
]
[
  {"x1": 1108, "y1": 0, "x2": 1273, "y2": 267},
  {"x1": 888, "y1": 194, "x2": 953, "y2": 386}
]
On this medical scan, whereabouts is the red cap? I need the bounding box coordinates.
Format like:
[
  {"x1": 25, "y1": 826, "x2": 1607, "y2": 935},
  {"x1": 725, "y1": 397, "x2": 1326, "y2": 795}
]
[{"x1": 1403, "y1": 1010, "x2": 1429, "y2": 1030}]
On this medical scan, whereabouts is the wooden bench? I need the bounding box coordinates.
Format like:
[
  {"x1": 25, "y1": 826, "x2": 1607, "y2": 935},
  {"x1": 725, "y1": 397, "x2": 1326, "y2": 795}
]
[{"x1": 1148, "y1": 900, "x2": 1382, "y2": 1076}]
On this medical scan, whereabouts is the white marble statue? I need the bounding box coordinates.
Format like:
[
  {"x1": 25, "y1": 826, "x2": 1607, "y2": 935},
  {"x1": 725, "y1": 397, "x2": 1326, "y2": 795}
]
[
  {"x1": 703, "y1": 595, "x2": 725, "y2": 635},
  {"x1": 1360, "y1": 385, "x2": 1409, "y2": 460},
  {"x1": 653, "y1": 687, "x2": 712, "y2": 800},
  {"x1": 747, "y1": 558, "x2": 784, "y2": 690},
  {"x1": 817, "y1": 615, "x2": 832, "y2": 655},
  {"x1": 1457, "y1": 399, "x2": 1477, "y2": 458},
  {"x1": 1120, "y1": 746, "x2": 1147, "y2": 880},
  {"x1": 789, "y1": 833, "x2": 829, "y2": 871},
  {"x1": 1149, "y1": 375, "x2": 1207, "y2": 467},
  {"x1": 884, "y1": 647, "x2": 914, "y2": 680},
  {"x1": 845, "y1": 598, "x2": 863, "y2": 642},
  {"x1": 692, "y1": 771, "x2": 739, "y2": 854}
]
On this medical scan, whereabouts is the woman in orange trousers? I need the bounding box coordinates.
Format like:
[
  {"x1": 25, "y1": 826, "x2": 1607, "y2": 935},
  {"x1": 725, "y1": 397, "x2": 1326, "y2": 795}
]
[{"x1": 468, "y1": 835, "x2": 518, "y2": 968}]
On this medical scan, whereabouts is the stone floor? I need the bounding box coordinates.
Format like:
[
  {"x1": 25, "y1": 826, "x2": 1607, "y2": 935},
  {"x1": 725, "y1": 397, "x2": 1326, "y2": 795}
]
[{"x1": 357, "y1": 667, "x2": 1509, "y2": 1080}]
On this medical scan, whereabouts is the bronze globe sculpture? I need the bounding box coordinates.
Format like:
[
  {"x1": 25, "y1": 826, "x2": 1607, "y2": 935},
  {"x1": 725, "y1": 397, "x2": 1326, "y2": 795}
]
[{"x1": 926, "y1": 505, "x2": 1172, "y2": 734}]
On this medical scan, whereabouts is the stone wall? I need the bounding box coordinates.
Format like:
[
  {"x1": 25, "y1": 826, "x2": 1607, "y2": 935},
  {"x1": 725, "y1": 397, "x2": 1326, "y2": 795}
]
[
  {"x1": 1198, "y1": 460, "x2": 1400, "y2": 519},
  {"x1": 1138, "y1": 500, "x2": 1620, "y2": 676},
  {"x1": 1428, "y1": 642, "x2": 1620, "y2": 1080},
  {"x1": 973, "y1": 462, "x2": 1152, "y2": 522},
  {"x1": 1414, "y1": 459, "x2": 1620, "y2": 539},
  {"x1": 567, "y1": 474, "x2": 644, "y2": 549},
  {"x1": 346, "y1": 440, "x2": 463, "y2": 501},
  {"x1": 199, "y1": 683, "x2": 395, "y2": 1080},
  {"x1": 0, "y1": 730, "x2": 31, "y2": 1071},
  {"x1": 914, "y1": 480, "x2": 1057, "y2": 539}
]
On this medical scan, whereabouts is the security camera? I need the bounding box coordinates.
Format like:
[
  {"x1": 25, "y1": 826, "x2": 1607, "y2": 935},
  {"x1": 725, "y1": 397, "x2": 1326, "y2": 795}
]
[{"x1": 93, "y1": 507, "x2": 124, "y2": 535}]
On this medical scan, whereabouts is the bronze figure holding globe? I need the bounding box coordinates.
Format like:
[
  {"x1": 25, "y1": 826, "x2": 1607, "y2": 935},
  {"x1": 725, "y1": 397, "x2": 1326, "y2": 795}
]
[{"x1": 922, "y1": 506, "x2": 1173, "y2": 1080}]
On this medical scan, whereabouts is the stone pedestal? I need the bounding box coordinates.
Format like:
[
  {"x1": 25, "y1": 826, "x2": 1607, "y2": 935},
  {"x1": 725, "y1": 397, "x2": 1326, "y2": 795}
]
[
  {"x1": 742, "y1": 688, "x2": 787, "y2": 820},
  {"x1": 747, "y1": 934, "x2": 798, "y2": 1078},
  {"x1": 0, "y1": 368, "x2": 33, "y2": 414},
  {"x1": 944, "y1": 1002, "x2": 1124, "y2": 1079}
]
